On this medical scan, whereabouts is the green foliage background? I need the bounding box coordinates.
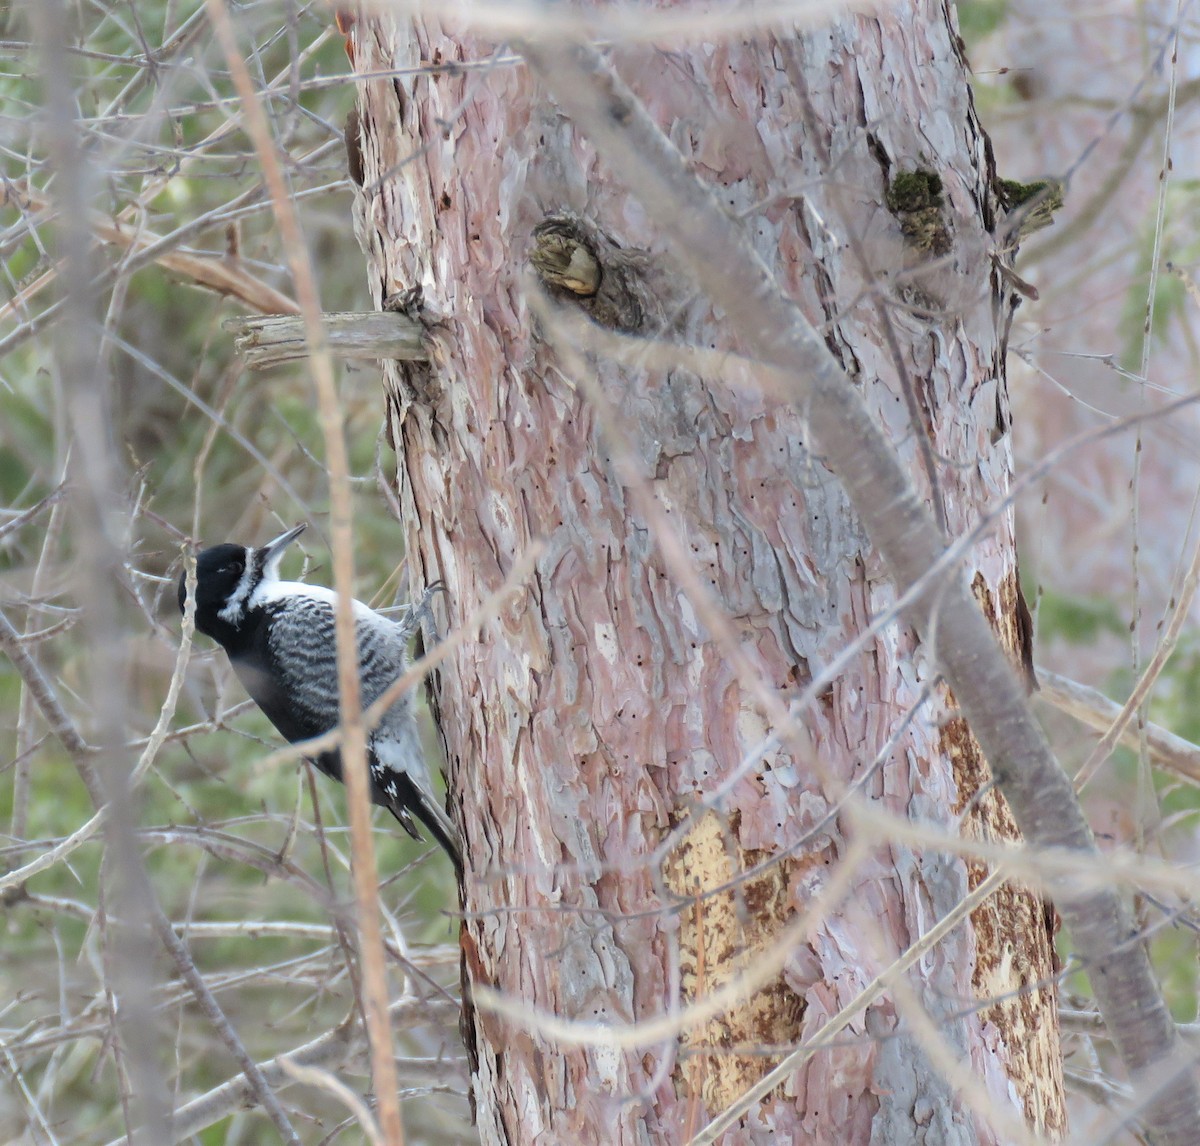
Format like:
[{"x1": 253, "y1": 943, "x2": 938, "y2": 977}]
[{"x1": 0, "y1": 4, "x2": 465, "y2": 1142}]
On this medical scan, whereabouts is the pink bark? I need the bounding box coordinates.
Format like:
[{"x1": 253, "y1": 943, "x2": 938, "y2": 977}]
[{"x1": 350, "y1": 2, "x2": 1064, "y2": 1141}]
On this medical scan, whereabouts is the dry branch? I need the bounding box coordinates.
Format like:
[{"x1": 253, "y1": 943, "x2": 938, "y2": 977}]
[
  {"x1": 224, "y1": 312, "x2": 427, "y2": 370},
  {"x1": 0, "y1": 605, "x2": 303, "y2": 1142},
  {"x1": 205, "y1": 2, "x2": 409, "y2": 1141},
  {"x1": 1038, "y1": 668, "x2": 1200, "y2": 786},
  {"x1": 114, "y1": 997, "x2": 460, "y2": 1146},
  {"x1": 0, "y1": 180, "x2": 299, "y2": 320}
]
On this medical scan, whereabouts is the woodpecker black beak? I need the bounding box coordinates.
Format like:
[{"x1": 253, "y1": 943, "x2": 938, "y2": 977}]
[{"x1": 260, "y1": 523, "x2": 307, "y2": 578}]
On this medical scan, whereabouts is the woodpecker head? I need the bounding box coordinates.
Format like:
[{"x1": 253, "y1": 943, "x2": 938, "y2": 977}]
[{"x1": 180, "y1": 523, "x2": 306, "y2": 643}]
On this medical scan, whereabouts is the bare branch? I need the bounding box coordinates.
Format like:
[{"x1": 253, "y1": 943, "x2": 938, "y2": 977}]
[
  {"x1": 0, "y1": 605, "x2": 95, "y2": 768},
  {"x1": 1039, "y1": 668, "x2": 1200, "y2": 787},
  {"x1": 155, "y1": 997, "x2": 459, "y2": 1145},
  {"x1": 204, "y1": 2, "x2": 408, "y2": 1142},
  {"x1": 225, "y1": 311, "x2": 426, "y2": 370}
]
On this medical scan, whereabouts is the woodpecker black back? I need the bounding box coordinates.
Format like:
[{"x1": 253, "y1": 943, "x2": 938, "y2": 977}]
[{"x1": 179, "y1": 523, "x2": 460, "y2": 869}]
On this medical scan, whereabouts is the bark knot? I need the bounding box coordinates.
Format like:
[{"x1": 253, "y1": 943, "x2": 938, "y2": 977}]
[{"x1": 530, "y1": 212, "x2": 667, "y2": 333}]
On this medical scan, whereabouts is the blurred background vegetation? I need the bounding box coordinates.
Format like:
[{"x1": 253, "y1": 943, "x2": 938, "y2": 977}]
[{"x1": 1, "y1": 2, "x2": 466, "y2": 1142}]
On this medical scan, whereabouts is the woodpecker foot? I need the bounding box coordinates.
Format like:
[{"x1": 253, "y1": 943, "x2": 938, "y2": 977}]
[{"x1": 396, "y1": 582, "x2": 446, "y2": 644}]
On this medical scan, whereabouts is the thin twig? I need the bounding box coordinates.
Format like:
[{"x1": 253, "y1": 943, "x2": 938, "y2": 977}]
[
  {"x1": 1038, "y1": 668, "x2": 1200, "y2": 787},
  {"x1": 1073, "y1": 500, "x2": 1200, "y2": 792},
  {"x1": 277, "y1": 1058, "x2": 385, "y2": 1146},
  {"x1": 204, "y1": 3, "x2": 406, "y2": 1142},
  {"x1": 148, "y1": 997, "x2": 458, "y2": 1146},
  {"x1": 0, "y1": 615, "x2": 303, "y2": 1143}
]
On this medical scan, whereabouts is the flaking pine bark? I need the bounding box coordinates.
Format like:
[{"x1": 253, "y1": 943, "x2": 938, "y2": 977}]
[{"x1": 347, "y1": 3, "x2": 1064, "y2": 1142}]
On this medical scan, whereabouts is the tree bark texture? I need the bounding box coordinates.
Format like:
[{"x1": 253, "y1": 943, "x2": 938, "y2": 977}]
[{"x1": 349, "y1": 3, "x2": 1065, "y2": 1142}]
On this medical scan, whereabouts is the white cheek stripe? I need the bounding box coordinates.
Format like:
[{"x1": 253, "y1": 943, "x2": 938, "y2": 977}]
[
  {"x1": 217, "y1": 552, "x2": 257, "y2": 624},
  {"x1": 253, "y1": 579, "x2": 379, "y2": 624}
]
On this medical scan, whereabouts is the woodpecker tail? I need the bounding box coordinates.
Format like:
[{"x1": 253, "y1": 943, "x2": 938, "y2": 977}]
[{"x1": 382, "y1": 770, "x2": 463, "y2": 874}]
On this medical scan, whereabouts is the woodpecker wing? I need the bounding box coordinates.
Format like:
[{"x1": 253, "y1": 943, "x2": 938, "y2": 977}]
[{"x1": 232, "y1": 584, "x2": 454, "y2": 858}]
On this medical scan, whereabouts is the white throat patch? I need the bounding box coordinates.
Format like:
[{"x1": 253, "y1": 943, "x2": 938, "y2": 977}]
[{"x1": 217, "y1": 550, "x2": 258, "y2": 625}]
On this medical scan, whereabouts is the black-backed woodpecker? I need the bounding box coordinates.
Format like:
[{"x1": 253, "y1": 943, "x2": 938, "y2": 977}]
[{"x1": 178, "y1": 523, "x2": 460, "y2": 868}]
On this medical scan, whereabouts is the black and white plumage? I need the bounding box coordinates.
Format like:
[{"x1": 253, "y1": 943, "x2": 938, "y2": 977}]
[{"x1": 178, "y1": 523, "x2": 460, "y2": 868}]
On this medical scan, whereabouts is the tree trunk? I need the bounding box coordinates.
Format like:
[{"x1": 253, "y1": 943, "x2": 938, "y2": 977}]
[{"x1": 349, "y1": 3, "x2": 1065, "y2": 1141}]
